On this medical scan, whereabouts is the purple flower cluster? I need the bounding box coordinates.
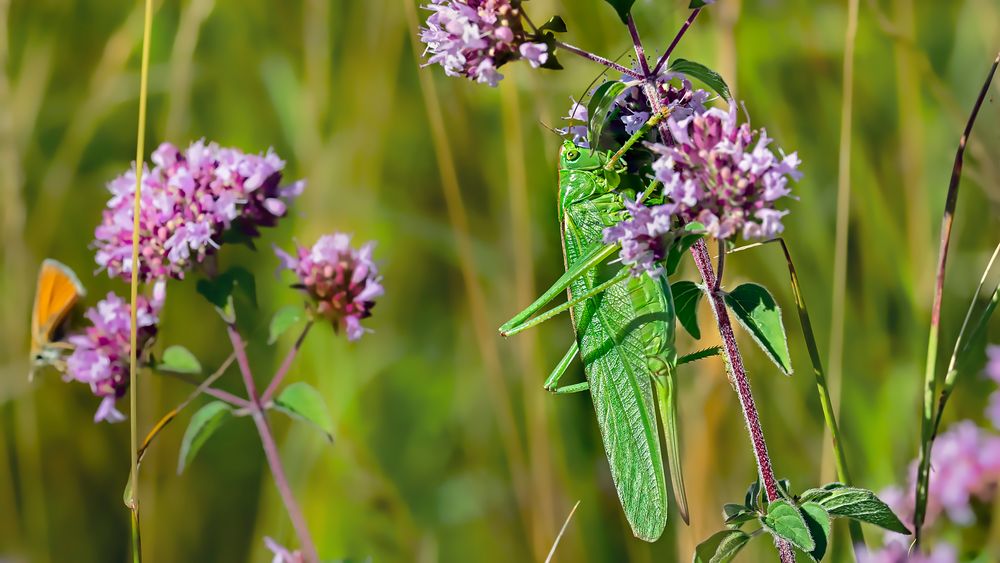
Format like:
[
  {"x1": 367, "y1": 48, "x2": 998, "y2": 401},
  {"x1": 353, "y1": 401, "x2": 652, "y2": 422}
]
[
  {"x1": 880, "y1": 421, "x2": 1000, "y2": 534},
  {"x1": 558, "y1": 74, "x2": 710, "y2": 148},
  {"x1": 558, "y1": 97, "x2": 589, "y2": 147},
  {"x1": 275, "y1": 233, "x2": 383, "y2": 341},
  {"x1": 651, "y1": 105, "x2": 801, "y2": 240},
  {"x1": 65, "y1": 284, "x2": 164, "y2": 423},
  {"x1": 602, "y1": 198, "x2": 674, "y2": 278},
  {"x1": 95, "y1": 140, "x2": 304, "y2": 282},
  {"x1": 419, "y1": 0, "x2": 548, "y2": 87}
]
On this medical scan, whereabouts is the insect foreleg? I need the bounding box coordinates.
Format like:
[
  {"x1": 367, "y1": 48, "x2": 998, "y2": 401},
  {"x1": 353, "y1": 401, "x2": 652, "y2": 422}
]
[{"x1": 499, "y1": 242, "x2": 619, "y2": 336}]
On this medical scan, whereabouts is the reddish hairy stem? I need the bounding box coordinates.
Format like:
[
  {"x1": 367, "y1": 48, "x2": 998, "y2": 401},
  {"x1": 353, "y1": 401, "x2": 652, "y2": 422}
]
[
  {"x1": 227, "y1": 324, "x2": 319, "y2": 562},
  {"x1": 626, "y1": 15, "x2": 651, "y2": 76},
  {"x1": 261, "y1": 321, "x2": 314, "y2": 405},
  {"x1": 691, "y1": 240, "x2": 794, "y2": 563},
  {"x1": 554, "y1": 40, "x2": 643, "y2": 79}
]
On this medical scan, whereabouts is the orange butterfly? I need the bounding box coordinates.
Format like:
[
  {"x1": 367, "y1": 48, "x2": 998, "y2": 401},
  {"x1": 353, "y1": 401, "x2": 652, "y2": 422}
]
[{"x1": 29, "y1": 259, "x2": 86, "y2": 378}]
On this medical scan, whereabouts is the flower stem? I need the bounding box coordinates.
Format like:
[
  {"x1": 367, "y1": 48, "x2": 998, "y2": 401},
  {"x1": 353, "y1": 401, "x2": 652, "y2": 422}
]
[
  {"x1": 251, "y1": 410, "x2": 319, "y2": 563},
  {"x1": 913, "y1": 51, "x2": 999, "y2": 546},
  {"x1": 554, "y1": 40, "x2": 643, "y2": 79},
  {"x1": 691, "y1": 240, "x2": 794, "y2": 563},
  {"x1": 626, "y1": 14, "x2": 651, "y2": 76},
  {"x1": 227, "y1": 324, "x2": 319, "y2": 562},
  {"x1": 651, "y1": 8, "x2": 701, "y2": 76},
  {"x1": 261, "y1": 321, "x2": 314, "y2": 405},
  {"x1": 126, "y1": 0, "x2": 154, "y2": 560}
]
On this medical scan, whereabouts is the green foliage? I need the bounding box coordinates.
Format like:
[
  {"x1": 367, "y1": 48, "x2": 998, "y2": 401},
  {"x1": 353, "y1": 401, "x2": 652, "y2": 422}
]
[
  {"x1": 268, "y1": 304, "x2": 306, "y2": 345},
  {"x1": 665, "y1": 223, "x2": 704, "y2": 276},
  {"x1": 537, "y1": 15, "x2": 567, "y2": 33},
  {"x1": 273, "y1": 382, "x2": 335, "y2": 443},
  {"x1": 157, "y1": 345, "x2": 202, "y2": 375},
  {"x1": 760, "y1": 499, "x2": 814, "y2": 553},
  {"x1": 177, "y1": 401, "x2": 233, "y2": 474},
  {"x1": 601, "y1": 0, "x2": 637, "y2": 24},
  {"x1": 689, "y1": 0, "x2": 714, "y2": 9},
  {"x1": 196, "y1": 266, "x2": 258, "y2": 321},
  {"x1": 799, "y1": 502, "x2": 831, "y2": 561},
  {"x1": 668, "y1": 59, "x2": 732, "y2": 101},
  {"x1": 587, "y1": 80, "x2": 629, "y2": 150},
  {"x1": 724, "y1": 283, "x2": 793, "y2": 375},
  {"x1": 672, "y1": 280, "x2": 704, "y2": 339},
  {"x1": 693, "y1": 529, "x2": 751, "y2": 563},
  {"x1": 799, "y1": 486, "x2": 910, "y2": 534}
]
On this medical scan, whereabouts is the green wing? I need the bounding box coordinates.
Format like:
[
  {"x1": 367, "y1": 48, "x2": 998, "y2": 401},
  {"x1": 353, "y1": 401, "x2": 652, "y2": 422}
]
[{"x1": 562, "y1": 193, "x2": 669, "y2": 542}]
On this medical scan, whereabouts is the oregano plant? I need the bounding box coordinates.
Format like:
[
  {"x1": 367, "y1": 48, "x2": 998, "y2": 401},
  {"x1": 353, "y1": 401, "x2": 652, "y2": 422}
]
[
  {"x1": 417, "y1": 0, "x2": 911, "y2": 561},
  {"x1": 31, "y1": 138, "x2": 385, "y2": 563}
]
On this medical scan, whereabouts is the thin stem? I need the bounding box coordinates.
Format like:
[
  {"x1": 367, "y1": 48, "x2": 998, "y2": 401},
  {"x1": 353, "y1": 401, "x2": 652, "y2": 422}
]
[
  {"x1": 626, "y1": 14, "x2": 651, "y2": 76},
  {"x1": 127, "y1": 0, "x2": 153, "y2": 561},
  {"x1": 554, "y1": 40, "x2": 643, "y2": 80},
  {"x1": 651, "y1": 9, "x2": 701, "y2": 76},
  {"x1": 227, "y1": 324, "x2": 319, "y2": 562},
  {"x1": 691, "y1": 240, "x2": 794, "y2": 563},
  {"x1": 914, "y1": 52, "x2": 999, "y2": 546},
  {"x1": 261, "y1": 321, "x2": 314, "y2": 404},
  {"x1": 251, "y1": 410, "x2": 319, "y2": 563},
  {"x1": 227, "y1": 324, "x2": 259, "y2": 400},
  {"x1": 932, "y1": 241, "x2": 1000, "y2": 436}
]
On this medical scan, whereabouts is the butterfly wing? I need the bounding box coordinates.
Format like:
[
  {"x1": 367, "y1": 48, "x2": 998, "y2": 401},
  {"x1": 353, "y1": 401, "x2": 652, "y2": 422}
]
[{"x1": 30, "y1": 259, "x2": 86, "y2": 359}]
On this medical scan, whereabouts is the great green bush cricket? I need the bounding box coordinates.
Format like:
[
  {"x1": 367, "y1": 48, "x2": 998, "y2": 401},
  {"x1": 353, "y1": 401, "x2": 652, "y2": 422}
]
[{"x1": 499, "y1": 112, "x2": 704, "y2": 542}]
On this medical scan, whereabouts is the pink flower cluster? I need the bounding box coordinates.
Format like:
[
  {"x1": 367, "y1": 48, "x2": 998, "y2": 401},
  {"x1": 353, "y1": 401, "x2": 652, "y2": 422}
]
[
  {"x1": 65, "y1": 284, "x2": 164, "y2": 423},
  {"x1": 419, "y1": 0, "x2": 548, "y2": 87},
  {"x1": 275, "y1": 233, "x2": 384, "y2": 341},
  {"x1": 856, "y1": 541, "x2": 957, "y2": 563},
  {"x1": 94, "y1": 140, "x2": 304, "y2": 282},
  {"x1": 559, "y1": 74, "x2": 710, "y2": 148},
  {"x1": 602, "y1": 198, "x2": 673, "y2": 278},
  {"x1": 651, "y1": 105, "x2": 801, "y2": 240}
]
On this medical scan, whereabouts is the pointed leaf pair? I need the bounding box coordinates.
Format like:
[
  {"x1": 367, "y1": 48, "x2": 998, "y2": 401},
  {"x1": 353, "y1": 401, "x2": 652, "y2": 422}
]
[{"x1": 693, "y1": 529, "x2": 752, "y2": 563}]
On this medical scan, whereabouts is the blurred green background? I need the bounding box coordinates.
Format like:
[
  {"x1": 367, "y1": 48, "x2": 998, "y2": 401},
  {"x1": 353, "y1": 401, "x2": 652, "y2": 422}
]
[{"x1": 1, "y1": 0, "x2": 998, "y2": 561}]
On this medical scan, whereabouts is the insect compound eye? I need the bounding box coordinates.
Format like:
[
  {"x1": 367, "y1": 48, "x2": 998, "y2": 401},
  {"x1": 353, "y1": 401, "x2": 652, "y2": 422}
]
[{"x1": 566, "y1": 149, "x2": 580, "y2": 162}]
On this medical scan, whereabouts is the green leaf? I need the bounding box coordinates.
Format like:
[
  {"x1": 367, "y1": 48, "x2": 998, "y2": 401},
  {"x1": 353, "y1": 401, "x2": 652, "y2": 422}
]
[
  {"x1": 799, "y1": 483, "x2": 845, "y2": 503},
  {"x1": 672, "y1": 281, "x2": 704, "y2": 339},
  {"x1": 273, "y1": 382, "x2": 334, "y2": 442},
  {"x1": 677, "y1": 346, "x2": 721, "y2": 365},
  {"x1": 693, "y1": 529, "x2": 752, "y2": 563},
  {"x1": 800, "y1": 502, "x2": 831, "y2": 561},
  {"x1": 665, "y1": 224, "x2": 704, "y2": 276},
  {"x1": 157, "y1": 345, "x2": 202, "y2": 374},
  {"x1": 602, "y1": 0, "x2": 637, "y2": 24},
  {"x1": 689, "y1": 0, "x2": 714, "y2": 8},
  {"x1": 196, "y1": 266, "x2": 258, "y2": 310},
  {"x1": 268, "y1": 304, "x2": 305, "y2": 345},
  {"x1": 744, "y1": 479, "x2": 761, "y2": 510},
  {"x1": 537, "y1": 15, "x2": 567, "y2": 33},
  {"x1": 760, "y1": 499, "x2": 815, "y2": 553},
  {"x1": 587, "y1": 80, "x2": 628, "y2": 150},
  {"x1": 177, "y1": 401, "x2": 232, "y2": 474},
  {"x1": 723, "y1": 503, "x2": 757, "y2": 528},
  {"x1": 668, "y1": 58, "x2": 731, "y2": 101},
  {"x1": 815, "y1": 487, "x2": 910, "y2": 534},
  {"x1": 724, "y1": 283, "x2": 793, "y2": 375}
]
